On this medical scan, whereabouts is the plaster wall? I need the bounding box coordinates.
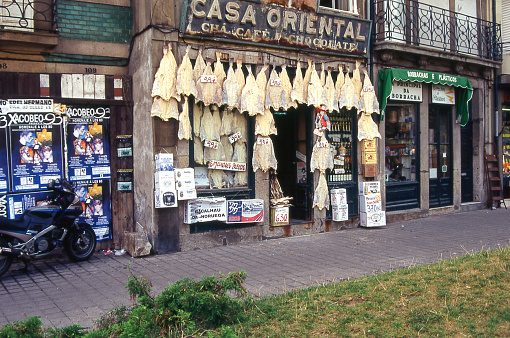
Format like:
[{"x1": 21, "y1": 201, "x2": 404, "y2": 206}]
[{"x1": 129, "y1": 29, "x2": 159, "y2": 250}]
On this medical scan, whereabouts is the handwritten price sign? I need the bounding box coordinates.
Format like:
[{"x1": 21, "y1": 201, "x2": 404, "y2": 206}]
[
  {"x1": 200, "y1": 75, "x2": 217, "y2": 83},
  {"x1": 270, "y1": 78, "x2": 282, "y2": 87},
  {"x1": 204, "y1": 140, "x2": 219, "y2": 149},
  {"x1": 229, "y1": 132, "x2": 242, "y2": 144},
  {"x1": 317, "y1": 140, "x2": 329, "y2": 148},
  {"x1": 274, "y1": 208, "x2": 288, "y2": 223},
  {"x1": 257, "y1": 137, "x2": 271, "y2": 145}
]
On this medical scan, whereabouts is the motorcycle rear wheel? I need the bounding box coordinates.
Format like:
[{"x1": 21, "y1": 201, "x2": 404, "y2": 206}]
[
  {"x1": 0, "y1": 237, "x2": 13, "y2": 276},
  {"x1": 65, "y1": 224, "x2": 96, "y2": 261}
]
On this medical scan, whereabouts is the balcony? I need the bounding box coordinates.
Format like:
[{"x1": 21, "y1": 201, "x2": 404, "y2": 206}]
[
  {"x1": 373, "y1": 0, "x2": 502, "y2": 62},
  {"x1": 0, "y1": 0, "x2": 58, "y2": 49}
]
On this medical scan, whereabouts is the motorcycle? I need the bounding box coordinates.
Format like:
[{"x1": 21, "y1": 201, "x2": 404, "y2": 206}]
[{"x1": 0, "y1": 179, "x2": 97, "y2": 276}]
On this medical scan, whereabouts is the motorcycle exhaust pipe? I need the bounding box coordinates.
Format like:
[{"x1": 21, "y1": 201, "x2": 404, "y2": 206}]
[{"x1": 0, "y1": 247, "x2": 21, "y2": 256}]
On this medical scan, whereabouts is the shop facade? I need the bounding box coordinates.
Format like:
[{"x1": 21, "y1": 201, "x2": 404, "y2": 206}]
[
  {"x1": 372, "y1": 0, "x2": 501, "y2": 217},
  {"x1": 130, "y1": 0, "x2": 381, "y2": 252}
]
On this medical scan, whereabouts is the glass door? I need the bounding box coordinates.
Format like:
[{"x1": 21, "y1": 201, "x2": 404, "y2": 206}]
[{"x1": 429, "y1": 105, "x2": 453, "y2": 208}]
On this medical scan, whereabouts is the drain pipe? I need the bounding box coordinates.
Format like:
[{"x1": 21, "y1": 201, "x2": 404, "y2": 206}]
[{"x1": 493, "y1": 0, "x2": 499, "y2": 147}]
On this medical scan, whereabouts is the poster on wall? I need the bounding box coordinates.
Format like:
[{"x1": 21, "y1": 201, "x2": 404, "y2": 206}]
[
  {"x1": 73, "y1": 179, "x2": 112, "y2": 241},
  {"x1": 0, "y1": 110, "x2": 9, "y2": 194},
  {"x1": 6, "y1": 191, "x2": 54, "y2": 219},
  {"x1": 7, "y1": 109, "x2": 64, "y2": 192},
  {"x1": 66, "y1": 105, "x2": 111, "y2": 181}
]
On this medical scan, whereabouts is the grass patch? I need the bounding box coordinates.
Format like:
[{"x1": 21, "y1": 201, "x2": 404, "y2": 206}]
[{"x1": 234, "y1": 247, "x2": 510, "y2": 337}]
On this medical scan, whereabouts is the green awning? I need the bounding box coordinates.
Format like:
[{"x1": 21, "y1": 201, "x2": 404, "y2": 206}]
[{"x1": 378, "y1": 69, "x2": 473, "y2": 126}]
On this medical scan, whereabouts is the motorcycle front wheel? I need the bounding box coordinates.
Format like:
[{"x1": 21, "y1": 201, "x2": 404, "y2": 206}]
[
  {"x1": 0, "y1": 237, "x2": 13, "y2": 276},
  {"x1": 65, "y1": 224, "x2": 97, "y2": 261}
]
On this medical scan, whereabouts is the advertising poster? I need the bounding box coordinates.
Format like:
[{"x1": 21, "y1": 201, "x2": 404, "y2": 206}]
[
  {"x1": 7, "y1": 191, "x2": 54, "y2": 219},
  {"x1": 0, "y1": 111, "x2": 9, "y2": 194},
  {"x1": 227, "y1": 199, "x2": 264, "y2": 223},
  {"x1": 66, "y1": 105, "x2": 111, "y2": 181},
  {"x1": 0, "y1": 193, "x2": 7, "y2": 218},
  {"x1": 73, "y1": 180, "x2": 112, "y2": 241},
  {"x1": 7, "y1": 110, "x2": 64, "y2": 192}
]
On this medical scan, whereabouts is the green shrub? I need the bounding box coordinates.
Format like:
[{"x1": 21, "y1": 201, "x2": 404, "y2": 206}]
[
  {"x1": 93, "y1": 270, "x2": 248, "y2": 337},
  {"x1": 0, "y1": 317, "x2": 84, "y2": 338}
]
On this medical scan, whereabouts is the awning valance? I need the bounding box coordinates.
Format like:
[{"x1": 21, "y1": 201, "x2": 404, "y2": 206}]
[{"x1": 378, "y1": 69, "x2": 473, "y2": 126}]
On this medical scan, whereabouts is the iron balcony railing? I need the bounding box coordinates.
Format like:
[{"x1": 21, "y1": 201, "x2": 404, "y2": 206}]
[
  {"x1": 0, "y1": 0, "x2": 56, "y2": 33},
  {"x1": 374, "y1": 0, "x2": 502, "y2": 62}
]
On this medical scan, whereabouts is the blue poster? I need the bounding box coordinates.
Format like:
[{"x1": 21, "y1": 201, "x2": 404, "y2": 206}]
[
  {"x1": 0, "y1": 113, "x2": 9, "y2": 194},
  {"x1": 8, "y1": 111, "x2": 64, "y2": 192},
  {"x1": 73, "y1": 179, "x2": 112, "y2": 241},
  {"x1": 6, "y1": 191, "x2": 54, "y2": 219},
  {"x1": 66, "y1": 106, "x2": 111, "y2": 181},
  {"x1": 0, "y1": 193, "x2": 7, "y2": 219}
]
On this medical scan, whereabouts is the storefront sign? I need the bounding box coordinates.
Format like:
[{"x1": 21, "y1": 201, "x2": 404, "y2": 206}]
[
  {"x1": 184, "y1": 197, "x2": 227, "y2": 224},
  {"x1": 8, "y1": 112, "x2": 64, "y2": 192},
  {"x1": 390, "y1": 81, "x2": 422, "y2": 102},
  {"x1": 66, "y1": 105, "x2": 111, "y2": 181},
  {"x1": 7, "y1": 99, "x2": 53, "y2": 113},
  {"x1": 226, "y1": 199, "x2": 264, "y2": 223},
  {"x1": 73, "y1": 179, "x2": 112, "y2": 241},
  {"x1": 208, "y1": 160, "x2": 246, "y2": 171},
  {"x1": 431, "y1": 84, "x2": 455, "y2": 105},
  {"x1": 182, "y1": 0, "x2": 371, "y2": 56},
  {"x1": 379, "y1": 69, "x2": 473, "y2": 126}
]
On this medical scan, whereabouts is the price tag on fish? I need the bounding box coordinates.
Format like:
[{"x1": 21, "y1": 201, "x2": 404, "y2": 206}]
[
  {"x1": 317, "y1": 140, "x2": 329, "y2": 148},
  {"x1": 270, "y1": 78, "x2": 282, "y2": 87},
  {"x1": 229, "y1": 132, "x2": 242, "y2": 144},
  {"x1": 200, "y1": 75, "x2": 217, "y2": 83},
  {"x1": 257, "y1": 137, "x2": 270, "y2": 145},
  {"x1": 204, "y1": 140, "x2": 219, "y2": 149},
  {"x1": 363, "y1": 85, "x2": 374, "y2": 92}
]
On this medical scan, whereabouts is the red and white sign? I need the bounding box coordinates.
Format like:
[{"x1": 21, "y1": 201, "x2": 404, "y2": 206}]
[
  {"x1": 257, "y1": 137, "x2": 271, "y2": 145},
  {"x1": 204, "y1": 140, "x2": 219, "y2": 149},
  {"x1": 208, "y1": 160, "x2": 246, "y2": 172},
  {"x1": 200, "y1": 75, "x2": 217, "y2": 83},
  {"x1": 317, "y1": 140, "x2": 329, "y2": 148},
  {"x1": 270, "y1": 78, "x2": 282, "y2": 87},
  {"x1": 229, "y1": 132, "x2": 242, "y2": 144}
]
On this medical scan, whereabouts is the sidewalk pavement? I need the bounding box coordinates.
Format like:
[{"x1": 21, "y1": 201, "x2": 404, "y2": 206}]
[{"x1": 0, "y1": 208, "x2": 509, "y2": 329}]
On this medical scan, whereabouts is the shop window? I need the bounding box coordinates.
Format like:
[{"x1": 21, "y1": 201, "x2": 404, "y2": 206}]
[
  {"x1": 327, "y1": 108, "x2": 355, "y2": 182},
  {"x1": 190, "y1": 100, "x2": 250, "y2": 191},
  {"x1": 319, "y1": 0, "x2": 358, "y2": 14},
  {"x1": 385, "y1": 104, "x2": 417, "y2": 182},
  {"x1": 502, "y1": 106, "x2": 510, "y2": 178}
]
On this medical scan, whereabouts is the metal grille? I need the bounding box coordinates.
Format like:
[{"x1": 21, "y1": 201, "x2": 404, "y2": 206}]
[
  {"x1": 0, "y1": 0, "x2": 56, "y2": 33},
  {"x1": 374, "y1": 0, "x2": 502, "y2": 61}
]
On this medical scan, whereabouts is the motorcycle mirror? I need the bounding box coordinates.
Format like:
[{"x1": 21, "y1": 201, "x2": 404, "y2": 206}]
[{"x1": 47, "y1": 179, "x2": 56, "y2": 190}]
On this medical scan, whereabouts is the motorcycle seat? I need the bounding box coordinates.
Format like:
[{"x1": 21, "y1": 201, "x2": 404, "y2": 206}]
[{"x1": 0, "y1": 214, "x2": 31, "y2": 232}]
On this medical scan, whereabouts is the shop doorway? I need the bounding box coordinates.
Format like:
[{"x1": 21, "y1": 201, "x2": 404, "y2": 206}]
[
  {"x1": 273, "y1": 106, "x2": 312, "y2": 221},
  {"x1": 429, "y1": 105, "x2": 453, "y2": 208}
]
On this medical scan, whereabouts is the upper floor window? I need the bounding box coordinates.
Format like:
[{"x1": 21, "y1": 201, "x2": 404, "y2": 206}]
[
  {"x1": 319, "y1": 0, "x2": 358, "y2": 14},
  {"x1": 0, "y1": 0, "x2": 34, "y2": 31}
]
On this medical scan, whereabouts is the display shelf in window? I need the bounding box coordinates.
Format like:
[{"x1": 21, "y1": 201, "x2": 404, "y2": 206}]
[
  {"x1": 385, "y1": 105, "x2": 418, "y2": 183},
  {"x1": 326, "y1": 109, "x2": 354, "y2": 183}
]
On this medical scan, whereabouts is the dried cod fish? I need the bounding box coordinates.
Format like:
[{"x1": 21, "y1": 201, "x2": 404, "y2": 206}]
[{"x1": 176, "y1": 45, "x2": 197, "y2": 97}]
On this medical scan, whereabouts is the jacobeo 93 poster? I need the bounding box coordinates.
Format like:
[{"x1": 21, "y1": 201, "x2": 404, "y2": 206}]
[{"x1": 66, "y1": 105, "x2": 111, "y2": 181}]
